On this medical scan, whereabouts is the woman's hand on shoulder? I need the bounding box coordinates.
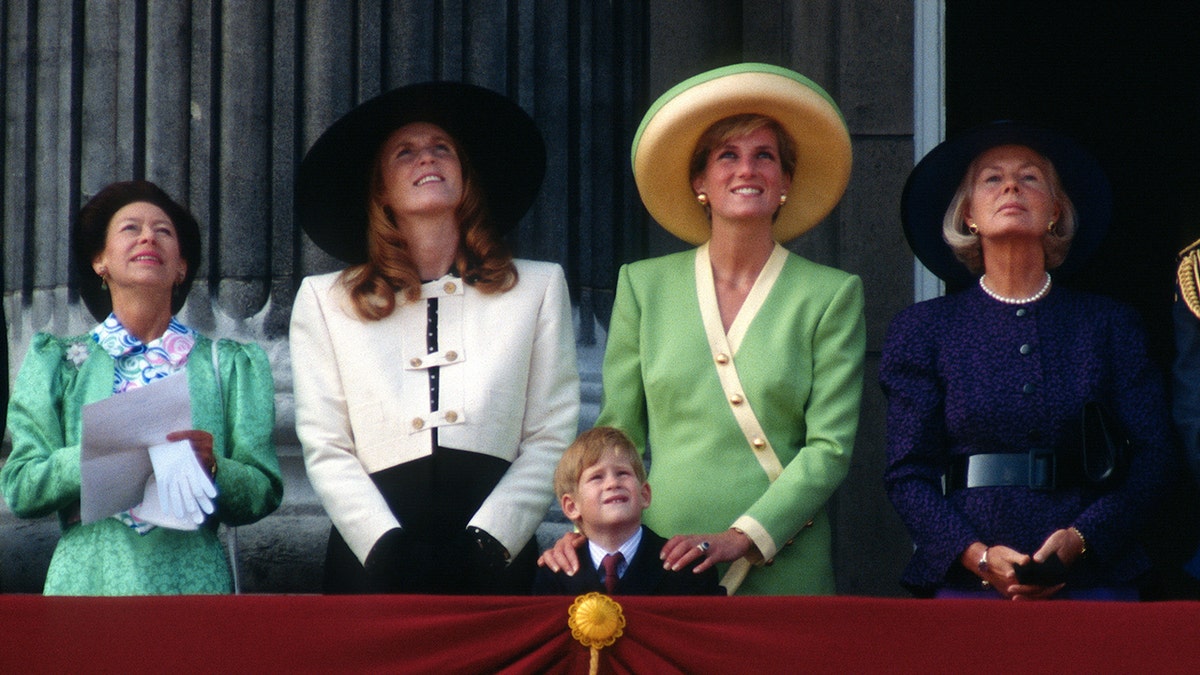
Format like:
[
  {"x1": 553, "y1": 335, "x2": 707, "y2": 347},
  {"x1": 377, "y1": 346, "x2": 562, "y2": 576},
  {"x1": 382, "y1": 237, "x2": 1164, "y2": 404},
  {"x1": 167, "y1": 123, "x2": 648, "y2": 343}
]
[
  {"x1": 662, "y1": 529, "x2": 754, "y2": 573},
  {"x1": 537, "y1": 530, "x2": 586, "y2": 575}
]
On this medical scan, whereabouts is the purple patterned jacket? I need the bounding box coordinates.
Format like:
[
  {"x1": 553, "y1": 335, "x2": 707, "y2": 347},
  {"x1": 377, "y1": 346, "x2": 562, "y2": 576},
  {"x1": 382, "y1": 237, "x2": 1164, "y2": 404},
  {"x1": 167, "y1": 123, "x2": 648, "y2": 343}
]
[{"x1": 881, "y1": 284, "x2": 1175, "y2": 594}]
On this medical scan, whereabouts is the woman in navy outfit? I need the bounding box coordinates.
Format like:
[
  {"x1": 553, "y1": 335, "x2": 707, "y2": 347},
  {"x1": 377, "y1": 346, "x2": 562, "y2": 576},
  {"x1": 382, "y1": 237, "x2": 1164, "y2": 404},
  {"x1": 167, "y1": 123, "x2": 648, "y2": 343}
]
[{"x1": 881, "y1": 122, "x2": 1173, "y2": 599}]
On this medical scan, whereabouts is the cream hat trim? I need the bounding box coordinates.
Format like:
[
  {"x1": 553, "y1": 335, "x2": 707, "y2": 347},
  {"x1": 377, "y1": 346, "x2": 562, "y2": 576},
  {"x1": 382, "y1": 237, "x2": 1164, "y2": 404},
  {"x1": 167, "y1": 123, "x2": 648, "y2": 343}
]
[{"x1": 632, "y1": 63, "x2": 851, "y2": 244}]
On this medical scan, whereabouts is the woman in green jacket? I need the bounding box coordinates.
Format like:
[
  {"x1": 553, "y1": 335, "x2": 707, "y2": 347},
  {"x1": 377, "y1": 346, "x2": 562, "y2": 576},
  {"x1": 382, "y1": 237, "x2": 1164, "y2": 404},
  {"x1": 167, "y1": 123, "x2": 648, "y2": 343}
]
[
  {"x1": 540, "y1": 63, "x2": 864, "y2": 594},
  {"x1": 1, "y1": 181, "x2": 282, "y2": 595}
]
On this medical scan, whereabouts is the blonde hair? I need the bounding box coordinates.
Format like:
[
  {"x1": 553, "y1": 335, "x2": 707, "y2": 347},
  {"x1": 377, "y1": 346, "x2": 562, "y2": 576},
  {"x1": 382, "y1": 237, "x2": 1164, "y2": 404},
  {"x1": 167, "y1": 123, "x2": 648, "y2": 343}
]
[
  {"x1": 554, "y1": 426, "x2": 647, "y2": 500},
  {"x1": 340, "y1": 128, "x2": 518, "y2": 321},
  {"x1": 942, "y1": 146, "x2": 1077, "y2": 275}
]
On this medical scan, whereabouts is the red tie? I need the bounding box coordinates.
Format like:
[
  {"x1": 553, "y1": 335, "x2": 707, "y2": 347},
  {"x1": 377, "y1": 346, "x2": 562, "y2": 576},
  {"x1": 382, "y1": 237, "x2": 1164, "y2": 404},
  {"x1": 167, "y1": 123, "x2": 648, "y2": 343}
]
[{"x1": 601, "y1": 553, "x2": 624, "y2": 594}]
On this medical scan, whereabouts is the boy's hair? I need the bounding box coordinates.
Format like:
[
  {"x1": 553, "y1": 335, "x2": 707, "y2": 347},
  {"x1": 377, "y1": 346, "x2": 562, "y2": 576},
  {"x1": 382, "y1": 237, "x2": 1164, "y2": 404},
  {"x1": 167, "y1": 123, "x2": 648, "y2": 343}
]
[{"x1": 554, "y1": 426, "x2": 646, "y2": 499}]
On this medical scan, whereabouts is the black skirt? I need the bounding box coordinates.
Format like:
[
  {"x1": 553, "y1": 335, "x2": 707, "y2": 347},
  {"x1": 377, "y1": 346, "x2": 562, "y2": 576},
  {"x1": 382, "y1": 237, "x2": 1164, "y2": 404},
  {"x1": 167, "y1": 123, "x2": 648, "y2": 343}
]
[{"x1": 323, "y1": 446, "x2": 538, "y2": 594}]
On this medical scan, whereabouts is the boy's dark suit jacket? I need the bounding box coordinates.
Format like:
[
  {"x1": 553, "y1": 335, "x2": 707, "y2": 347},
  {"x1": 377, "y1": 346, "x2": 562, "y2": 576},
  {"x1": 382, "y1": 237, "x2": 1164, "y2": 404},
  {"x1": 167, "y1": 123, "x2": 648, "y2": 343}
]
[{"x1": 532, "y1": 525, "x2": 725, "y2": 595}]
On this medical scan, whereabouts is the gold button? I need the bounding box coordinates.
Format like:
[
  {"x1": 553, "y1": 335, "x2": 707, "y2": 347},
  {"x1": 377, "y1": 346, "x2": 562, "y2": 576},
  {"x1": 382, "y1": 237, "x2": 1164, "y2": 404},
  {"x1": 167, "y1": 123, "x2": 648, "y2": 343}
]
[
  {"x1": 444, "y1": 411, "x2": 458, "y2": 423},
  {"x1": 411, "y1": 418, "x2": 425, "y2": 430},
  {"x1": 729, "y1": 393, "x2": 744, "y2": 405},
  {"x1": 715, "y1": 353, "x2": 729, "y2": 365},
  {"x1": 443, "y1": 281, "x2": 457, "y2": 294},
  {"x1": 409, "y1": 357, "x2": 423, "y2": 368},
  {"x1": 444, "y1": 350, "x2": 458, "y2": 362},
  {"x1": 751, "y1": 437, "x2": 766, "y2": 449}
]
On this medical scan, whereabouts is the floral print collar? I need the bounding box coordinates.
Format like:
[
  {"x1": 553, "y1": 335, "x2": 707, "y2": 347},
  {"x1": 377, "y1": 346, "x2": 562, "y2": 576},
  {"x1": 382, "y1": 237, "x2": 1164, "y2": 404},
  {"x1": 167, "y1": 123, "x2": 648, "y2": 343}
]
[{"x1": 90, "y1": 313, "x2": 197, "y2": 394}]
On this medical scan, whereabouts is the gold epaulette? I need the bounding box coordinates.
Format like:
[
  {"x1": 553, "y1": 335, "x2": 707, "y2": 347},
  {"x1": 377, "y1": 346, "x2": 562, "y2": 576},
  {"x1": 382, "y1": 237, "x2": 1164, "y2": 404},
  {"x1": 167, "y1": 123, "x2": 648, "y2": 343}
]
[{"x1": 1178, "y1": 237, "x2": 1200, "y2": 319}]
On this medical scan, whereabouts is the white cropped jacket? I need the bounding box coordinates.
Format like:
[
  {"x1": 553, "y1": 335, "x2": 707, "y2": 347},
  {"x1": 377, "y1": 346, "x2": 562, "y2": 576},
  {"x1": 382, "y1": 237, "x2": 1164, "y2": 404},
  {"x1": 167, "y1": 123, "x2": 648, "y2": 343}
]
[{"x1": 291, "y1": 260, "x2": 580, "y2": 563}]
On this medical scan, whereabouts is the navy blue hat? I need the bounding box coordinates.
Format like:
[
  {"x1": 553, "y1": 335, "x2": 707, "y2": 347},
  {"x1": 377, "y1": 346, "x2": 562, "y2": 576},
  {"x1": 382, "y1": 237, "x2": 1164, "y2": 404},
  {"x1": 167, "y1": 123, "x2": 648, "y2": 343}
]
[
  {"x1": 296, "y1": 81, "x2": 546, "y2": 264},
  {"x1": 901, "y1": 121, "x2": 1112, "y2": 286}
]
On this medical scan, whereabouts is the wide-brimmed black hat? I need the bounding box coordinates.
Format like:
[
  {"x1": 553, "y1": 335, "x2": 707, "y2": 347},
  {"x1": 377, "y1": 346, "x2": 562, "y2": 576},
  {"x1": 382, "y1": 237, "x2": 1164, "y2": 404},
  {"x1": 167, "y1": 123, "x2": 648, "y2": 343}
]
[
  {"x1": 901, "y1": 121, "x2": 1112, "y2": 286},
  {"x1": 295, "y1": 81, "x2": 546, "y2": 264}
]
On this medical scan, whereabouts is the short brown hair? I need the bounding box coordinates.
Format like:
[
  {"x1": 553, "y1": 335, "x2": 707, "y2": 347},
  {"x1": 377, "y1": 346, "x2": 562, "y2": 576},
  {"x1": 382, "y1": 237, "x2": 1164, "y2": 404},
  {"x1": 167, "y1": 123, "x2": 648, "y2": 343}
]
[
  {"x1": 688, "y1": 113, "x2": 798, "y2": 185},
  {"x1": 553, "y1": 426, "x2": 646, "y2": 500}
]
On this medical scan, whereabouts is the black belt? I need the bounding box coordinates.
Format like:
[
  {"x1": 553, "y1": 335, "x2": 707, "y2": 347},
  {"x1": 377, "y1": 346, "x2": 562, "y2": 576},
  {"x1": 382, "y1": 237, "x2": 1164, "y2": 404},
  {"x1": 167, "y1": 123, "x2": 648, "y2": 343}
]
[{"x1": 945, "y1": 449, "x2": 1073, "y2": 492}]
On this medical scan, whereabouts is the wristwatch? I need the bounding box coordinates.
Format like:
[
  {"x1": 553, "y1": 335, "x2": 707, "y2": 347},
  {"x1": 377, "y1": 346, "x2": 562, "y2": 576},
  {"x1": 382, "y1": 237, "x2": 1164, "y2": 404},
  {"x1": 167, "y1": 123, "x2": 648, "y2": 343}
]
[{"x1": 977, "y1": 547, "x2": 990, "y2": 573}]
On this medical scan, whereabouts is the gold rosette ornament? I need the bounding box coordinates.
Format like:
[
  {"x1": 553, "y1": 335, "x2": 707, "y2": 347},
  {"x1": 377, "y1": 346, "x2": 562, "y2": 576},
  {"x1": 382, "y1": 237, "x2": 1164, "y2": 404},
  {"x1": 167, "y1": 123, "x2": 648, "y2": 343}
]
[{"x1": 568, "y1": 592, "x2": 626, "y2": 675}]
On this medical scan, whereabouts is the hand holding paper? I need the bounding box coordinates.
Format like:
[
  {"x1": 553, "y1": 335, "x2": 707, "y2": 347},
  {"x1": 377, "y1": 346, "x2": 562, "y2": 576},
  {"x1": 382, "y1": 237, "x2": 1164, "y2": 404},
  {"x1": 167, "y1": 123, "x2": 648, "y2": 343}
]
[
  {"x1": 149, "y1": 440, "x2": 218, "y2": 524},
  {"x1": 80, "y1": 371, "x2": 192, "y2": 524}
]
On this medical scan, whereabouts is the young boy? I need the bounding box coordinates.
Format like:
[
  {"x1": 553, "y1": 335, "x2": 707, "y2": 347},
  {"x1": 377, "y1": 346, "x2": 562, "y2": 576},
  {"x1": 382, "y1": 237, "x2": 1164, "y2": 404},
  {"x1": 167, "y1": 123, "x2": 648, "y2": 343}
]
[{"x1": 533, "y1": 426, "x2": 724, "y2": 595}]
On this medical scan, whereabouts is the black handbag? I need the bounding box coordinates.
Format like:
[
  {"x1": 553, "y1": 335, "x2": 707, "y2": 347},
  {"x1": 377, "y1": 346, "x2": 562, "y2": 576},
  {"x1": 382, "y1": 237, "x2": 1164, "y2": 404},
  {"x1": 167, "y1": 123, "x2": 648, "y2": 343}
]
[{"x1": 1080, "y1": 400, "x2": 1130, "y2": 488}]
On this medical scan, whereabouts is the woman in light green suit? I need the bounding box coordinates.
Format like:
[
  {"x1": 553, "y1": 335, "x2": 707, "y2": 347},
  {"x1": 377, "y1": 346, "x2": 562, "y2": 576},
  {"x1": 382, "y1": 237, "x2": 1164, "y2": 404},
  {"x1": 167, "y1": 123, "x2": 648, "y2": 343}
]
[{"x1": 539, "y1": 63, "x2": 864, "y2": 594}]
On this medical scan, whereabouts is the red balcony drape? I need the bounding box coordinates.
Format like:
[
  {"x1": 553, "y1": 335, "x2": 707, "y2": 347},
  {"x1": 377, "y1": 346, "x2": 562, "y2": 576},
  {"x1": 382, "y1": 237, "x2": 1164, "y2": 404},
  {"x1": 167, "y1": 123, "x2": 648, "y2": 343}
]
[{"x1": 4, "y1": 595, "x2": 1197, "y2": 673}]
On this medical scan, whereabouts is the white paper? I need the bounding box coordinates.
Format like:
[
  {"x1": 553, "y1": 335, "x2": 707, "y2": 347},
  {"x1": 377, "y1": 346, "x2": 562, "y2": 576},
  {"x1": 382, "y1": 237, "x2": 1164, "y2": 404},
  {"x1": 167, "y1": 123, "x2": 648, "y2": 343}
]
[{"x1": 79, "y1": 372, "x2": 192, "y2": 524}]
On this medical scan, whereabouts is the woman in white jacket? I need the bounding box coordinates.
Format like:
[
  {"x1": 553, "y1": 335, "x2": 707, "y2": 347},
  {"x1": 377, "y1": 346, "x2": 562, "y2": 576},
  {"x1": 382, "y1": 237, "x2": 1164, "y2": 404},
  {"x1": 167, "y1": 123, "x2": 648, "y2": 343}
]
[{"x1": 291, "y1": 82, "x2": 579, "y2": 593}]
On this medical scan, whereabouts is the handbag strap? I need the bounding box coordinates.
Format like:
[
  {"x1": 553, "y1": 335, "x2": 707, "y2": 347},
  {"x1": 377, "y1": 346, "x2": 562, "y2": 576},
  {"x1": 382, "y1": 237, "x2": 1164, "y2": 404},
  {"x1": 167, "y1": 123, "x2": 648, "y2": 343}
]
[
  {"x1": 212, "y1": 339, "x2": 242, "y2": 595},
  {"x1": 694, "y1": 244, "x2": 787, "y2": 594}
]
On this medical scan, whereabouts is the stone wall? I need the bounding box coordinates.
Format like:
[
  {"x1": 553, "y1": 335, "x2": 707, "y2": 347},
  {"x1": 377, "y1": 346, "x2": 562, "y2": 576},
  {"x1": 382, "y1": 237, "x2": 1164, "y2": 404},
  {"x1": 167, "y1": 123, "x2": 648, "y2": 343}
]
[{"x1": 0, "y1": 1, "x2": 920, "y2": 595}]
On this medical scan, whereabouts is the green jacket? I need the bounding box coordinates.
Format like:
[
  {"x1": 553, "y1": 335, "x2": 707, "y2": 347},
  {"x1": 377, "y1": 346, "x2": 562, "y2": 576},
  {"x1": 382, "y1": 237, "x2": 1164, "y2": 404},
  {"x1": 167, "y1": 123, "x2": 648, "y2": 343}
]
[
  {"x1": 1, "y1": 332, "x2": 282, "y2": 595},
  {"x1": 596, "y1": 248, "x2": 864, "y2": 594}
]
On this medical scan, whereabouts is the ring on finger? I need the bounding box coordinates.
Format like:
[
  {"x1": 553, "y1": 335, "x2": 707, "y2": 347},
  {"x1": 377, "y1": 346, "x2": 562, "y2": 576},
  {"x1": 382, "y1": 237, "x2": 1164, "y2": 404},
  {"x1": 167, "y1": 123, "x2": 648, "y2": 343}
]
[{"x1": 697, "y1": 541, "x2": 711, "y2": 553}]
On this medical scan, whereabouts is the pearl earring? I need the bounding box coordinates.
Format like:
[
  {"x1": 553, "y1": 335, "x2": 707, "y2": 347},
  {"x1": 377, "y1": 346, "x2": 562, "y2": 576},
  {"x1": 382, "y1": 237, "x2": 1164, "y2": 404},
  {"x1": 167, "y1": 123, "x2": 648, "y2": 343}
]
[
  {"x1": 779, "y1": 194, "x2": 787, "y2": 206},
  {"x1": 696, "y1": 193, "x2": 708, "y2": 206}
]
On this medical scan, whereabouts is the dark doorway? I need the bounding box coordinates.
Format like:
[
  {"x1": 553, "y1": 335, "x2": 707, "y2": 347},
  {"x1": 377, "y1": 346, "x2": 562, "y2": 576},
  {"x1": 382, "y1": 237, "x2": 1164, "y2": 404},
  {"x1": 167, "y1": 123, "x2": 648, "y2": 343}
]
[{"x1": 948, "y1": 2, "x2": 1200, "y2": 598}]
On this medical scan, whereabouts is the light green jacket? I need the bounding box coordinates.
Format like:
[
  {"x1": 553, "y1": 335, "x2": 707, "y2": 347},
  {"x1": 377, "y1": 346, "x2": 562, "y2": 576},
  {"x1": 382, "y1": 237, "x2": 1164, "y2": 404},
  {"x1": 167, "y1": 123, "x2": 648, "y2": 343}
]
[{"x1": 596, "y1": 248, "x2": 864, "y2": 594}]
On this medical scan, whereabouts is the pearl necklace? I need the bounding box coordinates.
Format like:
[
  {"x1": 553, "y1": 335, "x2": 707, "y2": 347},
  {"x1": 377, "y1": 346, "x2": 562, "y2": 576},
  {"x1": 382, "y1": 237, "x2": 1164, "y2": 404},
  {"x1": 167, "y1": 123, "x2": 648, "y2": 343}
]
[{"x1": 979, "y1": 273, "x2": 1052, "y2": 304}]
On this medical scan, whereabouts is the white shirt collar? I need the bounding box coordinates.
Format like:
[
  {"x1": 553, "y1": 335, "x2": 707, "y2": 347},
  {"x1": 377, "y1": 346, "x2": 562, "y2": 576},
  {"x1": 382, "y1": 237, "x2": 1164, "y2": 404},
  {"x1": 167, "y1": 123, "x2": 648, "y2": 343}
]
[{"x1": 587, "y1": 526, "x2": 644, "y2": 579}]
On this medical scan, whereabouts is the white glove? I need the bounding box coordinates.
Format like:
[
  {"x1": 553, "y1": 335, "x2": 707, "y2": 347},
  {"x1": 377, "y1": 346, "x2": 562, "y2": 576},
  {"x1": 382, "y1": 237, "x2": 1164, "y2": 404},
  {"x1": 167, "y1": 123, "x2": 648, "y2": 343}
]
[{"x1": 148, "y1": 440, "x2": 218, "y2": 524}]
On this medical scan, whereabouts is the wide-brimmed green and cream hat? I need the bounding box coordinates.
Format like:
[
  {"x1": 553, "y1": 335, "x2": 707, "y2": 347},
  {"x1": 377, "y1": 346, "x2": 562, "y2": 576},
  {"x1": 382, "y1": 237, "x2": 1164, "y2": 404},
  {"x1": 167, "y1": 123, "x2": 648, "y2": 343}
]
[{"x1": 631, "y1": 62, "x2": 852, "y2": 244}]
